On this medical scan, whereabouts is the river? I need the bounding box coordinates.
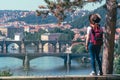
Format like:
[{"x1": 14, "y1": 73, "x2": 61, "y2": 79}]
[
  {"x1": 0, "y1": 57, "x2": 92, "y2": 76},
  {"x1": 0, "y1": 44, "x2": 92, "y2": 76}
]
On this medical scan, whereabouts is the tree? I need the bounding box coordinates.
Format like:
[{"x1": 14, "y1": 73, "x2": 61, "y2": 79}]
[
  {"x1": 102, "y1": 0, "x2": 117, "y2": 74},
  {"x1": 36, "y1": 0, "x2": 102, "y2": 24},
  {"x1": 0, "y1": 70, "x2": 13, "y2": 76},
  {"x1": 50, "y1": 27, "x2": 62, "y2": 33},
  {"x1": 71, "y1": 44, "x2": 86, "y2": 53},
  {"x1": 50, "y1": 28, "x2": 74, "y2": 40}
]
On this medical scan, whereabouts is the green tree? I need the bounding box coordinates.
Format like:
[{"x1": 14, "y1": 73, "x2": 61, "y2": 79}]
[
  {"x1": 38, "y1": 29, "x2": 47, "y2": 34},
  {"x1": 59, "y1": 33, "x2": 68, "y2": 41},
  {"x1": 115, "y1": 35, "x2": 120, "y2": 55},
  {"x1": 114, "y1": 55, "x2": 120, "y2": 74},
  {"x1": 38, "y1": 29, "x2": 47, "y2": 40},
  {"x1": 0, "y1": 70, "x2": 13, "y2": 76},
  {"x1": 50, "y1": 28, "x2": 74, "y2": 41},
  {"x1": 76, "y1": 38, "x2": 83, "y2": 42},
  {"x1": 50, "y1": 27, "x2": 62, "y2": 33},
  {"x1": 71, "y1": 44, "x2": 86, "y2": 53},
  {"x1": 36, "y1": 0, "x2": 88, "y2": 24},
  {"x1": 24, "y1": 29, "x2": 47, "y2": 40},
  {"x1": 62, "y1": 29, "x2": 74, "y2": 40}
]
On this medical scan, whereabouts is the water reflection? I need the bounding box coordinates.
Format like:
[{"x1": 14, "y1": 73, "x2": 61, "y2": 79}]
[
  {"x1": 0, "y1": 57, "x2": 91, "y2": 76},
  {"x1": 0, "y1": 43, "x2": 92, "y2": 76}
]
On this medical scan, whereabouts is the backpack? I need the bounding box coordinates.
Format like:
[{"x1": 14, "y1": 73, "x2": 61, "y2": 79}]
[{"x1": 90, "y1": 25, "x2": 103, "y2": 45}]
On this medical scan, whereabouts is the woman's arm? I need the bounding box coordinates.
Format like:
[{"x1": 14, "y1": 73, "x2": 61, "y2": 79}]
[
  {"x1": 85, "y1": 33, "x2": 90, "y2": 51},
  {"x1": 85, "y1": 27, "x2": 91, "y2": 51}
]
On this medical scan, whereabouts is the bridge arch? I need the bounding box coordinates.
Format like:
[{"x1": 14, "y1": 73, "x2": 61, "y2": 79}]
[
  {"x1": 5, "y1": 40, "x2": 22, "y2": 53},
  {"x1": 43, "y1": 43, "x2": 55, "y2": 53},
  {"x1": 30, "y1": 56, "x2": 64, "y2": 60},
  {"x1": 29, "y1": 55, "x2": 66, "y2": 61},
  {"x1": 30, "y1": 56, "x2": 65, "y2": 70},
  {"x1": 7, "y1": 43, "x2": 19, "y2": 53}
]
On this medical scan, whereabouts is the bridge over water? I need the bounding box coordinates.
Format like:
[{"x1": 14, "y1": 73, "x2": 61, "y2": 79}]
[
  {"x1": 0, "y1": 40, "x2": 88, "y2": 70},
  {"x1": 0, "y1": 40, "x2": 83, "y2": 53},
  {"x1": 0, "y1": 52, "x2": 89, "y2": 71}
]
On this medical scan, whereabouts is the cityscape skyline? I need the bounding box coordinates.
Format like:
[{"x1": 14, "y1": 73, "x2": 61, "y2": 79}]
[{"x1": 0, "y1": 0, "x2": 105, "y2": 11}]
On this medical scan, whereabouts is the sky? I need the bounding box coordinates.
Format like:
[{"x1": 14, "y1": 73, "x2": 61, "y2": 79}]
[
  {"x1": 0, "y1": 0, "x2": 45, "y2": 11},
  {"x1": 82, "y1": 0, "x2": 106, "y2": 11},
  {"x1": 0, "y1": 0, "x2": 106, "y2": 11}
]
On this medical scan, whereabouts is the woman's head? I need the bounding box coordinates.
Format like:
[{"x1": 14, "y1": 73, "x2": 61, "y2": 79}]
[{"x1": 89, "y1": 13, "x2": 101, "y2": 24}]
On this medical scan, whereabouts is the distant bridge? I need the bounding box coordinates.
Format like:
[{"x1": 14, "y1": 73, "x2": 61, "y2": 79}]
[
  {"x1": 0, "y1": 40, "x2": 84, "y2": 53},
  {"x1": 0, "y1": 40, "x2": 87, "y2": 70}
]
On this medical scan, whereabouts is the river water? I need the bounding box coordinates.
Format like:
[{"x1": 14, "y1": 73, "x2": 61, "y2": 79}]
[
  {"x1": 0, "y1": 44, "x2": 92, "y2": 76},
  {"x1": 0, "y1": 57, "x2": 92, "y2": 76}
]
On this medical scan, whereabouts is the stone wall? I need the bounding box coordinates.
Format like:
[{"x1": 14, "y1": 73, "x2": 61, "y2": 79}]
[{"x1": 0, "y1": 75, "x2": 120, "y2": 80}]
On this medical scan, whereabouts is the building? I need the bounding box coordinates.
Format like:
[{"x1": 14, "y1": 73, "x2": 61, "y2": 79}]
[
  {"x1": 0, "y1": 26, "x2": 8, "y2": 36},
  {"x1": 24, "y1": 26, "x2": 30, "y2": 32},
  {"x1": 41, "y1": 33, "x2": 62, "y2": 52},
  {"x1": 14, "y1": 33, "x2": 24, "y2": 41},
  {"x1": 7, "y1": 26, "x2": 24, "y2": 39},
  {"x1": 41, "y1": 33, "x2": 62, "y2": 41},
  {"x1": 0, "y1": 26, "x2": 24, "y2": 39}
]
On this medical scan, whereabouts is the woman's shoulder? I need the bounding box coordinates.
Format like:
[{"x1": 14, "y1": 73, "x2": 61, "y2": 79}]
[{"x1": 87, "y1": 26, "x2": 92, "y2": 34}]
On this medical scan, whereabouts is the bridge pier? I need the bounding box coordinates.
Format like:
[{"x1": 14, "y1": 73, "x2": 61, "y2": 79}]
[
  {"x1": 64, "y1": 54, "x2": 71, "y2": 67},
  {"x1": 3, "y1": 43, "x2": 6, "y2": 53},
  {"x1": 23, "y1": 55, "x2": 30, "y2": 71},
  {"x1": 64, "y1": 54, "x2": 71, "y2": 73},
  {"x1": 21, "y1": 43, "x2": 25, "y2": 53}
]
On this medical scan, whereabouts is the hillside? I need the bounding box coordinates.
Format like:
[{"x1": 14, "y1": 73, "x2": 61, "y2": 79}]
[
  {"x1": 0, "y1": 10, "x2": 89, "y2": 25},
  {"x1": 70, "y1": 6, "x2": 120, "y2": 28},
  {"x1": 0, "y1": 6, "x2": 120, "y2": 28},
  {"x1": 11, "y1": 10, "x2": 89, "y2": 24}
]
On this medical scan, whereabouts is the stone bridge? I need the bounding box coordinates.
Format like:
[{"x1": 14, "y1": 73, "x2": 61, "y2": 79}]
[
  {"x1": 0, "y1": 52, "x2": 89, "y2": 71},
  {"x1": 0, "y1": 40, "x2": 86, "y2": 70},
  {"x1": 0, "y1": 40, "x2": 81, "y2": 53}
]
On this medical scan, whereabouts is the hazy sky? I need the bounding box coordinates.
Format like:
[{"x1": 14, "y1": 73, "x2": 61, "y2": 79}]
[
  {"x1": 0, "y1": 0, "x2": 45, "y2": 11},
  {"x1": 0, "y1": 0, "x2": 105, "y2": 11}
]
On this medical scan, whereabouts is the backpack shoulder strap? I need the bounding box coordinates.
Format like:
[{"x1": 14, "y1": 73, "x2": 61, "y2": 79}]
[{"x1": 91, "y1": 27, "x2": 95, "y2": 36}]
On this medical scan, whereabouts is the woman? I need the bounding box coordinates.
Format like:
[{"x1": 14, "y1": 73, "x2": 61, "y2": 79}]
[{"x1": 85, "y1": 13, "x2": 103, "y2": 75}]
